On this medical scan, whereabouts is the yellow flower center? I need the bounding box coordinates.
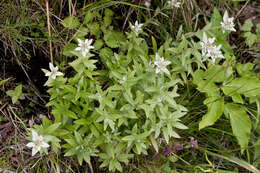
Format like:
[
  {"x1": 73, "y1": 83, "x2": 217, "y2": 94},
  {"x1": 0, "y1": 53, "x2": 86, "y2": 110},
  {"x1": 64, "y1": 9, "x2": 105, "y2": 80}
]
[
  {"x1": 159, "y1": 62, "x2": 165, "y2": 69},
  {"x1": 34, "y1": 139, "x2": 41, "y2": 147}
]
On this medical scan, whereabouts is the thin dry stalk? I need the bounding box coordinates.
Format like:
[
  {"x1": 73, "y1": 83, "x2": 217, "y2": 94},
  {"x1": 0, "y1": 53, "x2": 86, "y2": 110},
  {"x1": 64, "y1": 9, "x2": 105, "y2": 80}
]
[{"x1": 46, "y1": 0, "x2": 53, "y2": 64}]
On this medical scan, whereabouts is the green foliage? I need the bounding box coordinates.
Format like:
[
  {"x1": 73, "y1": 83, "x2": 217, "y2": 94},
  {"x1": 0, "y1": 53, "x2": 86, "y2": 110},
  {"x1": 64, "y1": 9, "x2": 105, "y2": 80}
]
[
  {"x1": 241, "y1": 20, "x2": 260, "y2": 48},
  {"x1": 0, "y1": 78, "x2": 10, "y2": 86},
  {"x1": 40, "y1": 8, "x2": 192, "y2": 172},
  {"x1": 224, "y1": 103, "x2": 251, "y2": 152},
  {"x1": 6, "y1": 84, "x2": 23, "y2": 104},
  {"x1": 24, "y1": 5, "x2": 259, "y2": 173},
  {"x1": 61, "y1": 16, "x2": 80, "y2": 29}
]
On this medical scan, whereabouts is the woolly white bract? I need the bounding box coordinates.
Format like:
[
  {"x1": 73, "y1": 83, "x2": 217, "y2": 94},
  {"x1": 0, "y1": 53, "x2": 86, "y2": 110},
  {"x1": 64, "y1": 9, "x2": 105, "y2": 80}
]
[
  {"x1": 154, "y1": 53, "x2": 171, "y2": 75},
  {"x1": 130, "y1": 21, "x2": 143, "y2": 36},
  {"x1": 221, "y1": 11, "x2": 236, "y2": 33},
  {"x1": 75, "y1": 38, "x2": 94, "y2": 57},
  {"x1": 26, "y1": 130, "x2": 49, "y2": 156},
  {"x1": 44, "y1": 63, "x2": 63, "y2": 80}
]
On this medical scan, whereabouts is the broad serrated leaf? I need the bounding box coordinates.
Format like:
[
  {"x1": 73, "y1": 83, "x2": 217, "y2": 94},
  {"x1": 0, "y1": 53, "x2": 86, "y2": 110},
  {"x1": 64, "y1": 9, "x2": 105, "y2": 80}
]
[
  {"x1": 243, "y1": 32, "x2": 257, "y2": 47},
  {"x1": 6, "y1": 84, "x2": 23, "y2": 104},
  {"x1": 94, "y1": 39, "x2": 103, "y2": 50},
  {"x1": 87, "y1": 22, "x2": 101, "y2": 36},
  {"x1": 83, "y1": 11, "x2": 95, "y2": 24},
  {"x1": 62, "y1": 43, "x2": 77, "y2": 57},
  {"x1": 104, "y1": 31, "x2": 124, "y2": 48},
  {"x1": 61, "y1": 16, "x2": 80, "y2": 29},
  {"x1": 225, "y1": 103, "x2": 251, "y2": 153},
  {"x1": 241, "y1": 20, "x2": 253, "y2": 32}
]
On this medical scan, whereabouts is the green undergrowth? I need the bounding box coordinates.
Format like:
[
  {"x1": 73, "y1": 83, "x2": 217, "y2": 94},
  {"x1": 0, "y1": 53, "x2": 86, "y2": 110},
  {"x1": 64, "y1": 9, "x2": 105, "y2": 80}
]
[{"x1": 0, "y1": 0, "x2": 260, "y2": 172}]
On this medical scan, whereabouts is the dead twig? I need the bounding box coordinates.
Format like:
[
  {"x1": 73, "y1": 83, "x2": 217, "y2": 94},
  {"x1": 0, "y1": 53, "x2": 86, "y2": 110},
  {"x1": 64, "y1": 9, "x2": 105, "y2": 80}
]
[
  {"x1": 46, "y1": 0, "x2": 53, "y2": 64},
  {"x1": 235, "y1": 0, "x2": 250, "y2": 18}
]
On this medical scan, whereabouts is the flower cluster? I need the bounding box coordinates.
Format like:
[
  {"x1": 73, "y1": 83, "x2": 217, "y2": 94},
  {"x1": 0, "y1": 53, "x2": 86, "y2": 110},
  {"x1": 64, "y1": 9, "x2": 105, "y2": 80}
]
[
  {"x1": 26, "y1": 130, "x2": 49, "y2": 156},
  {"x1": 43, "y1": 38, "x2": 95, "y2": 81},
  {"x1": 44, "y1": 63, "x2": 63, "y2": 80},
  {"x1": 167, "y1": 0, "x2": 181, "y2": 8},
  {"x1": 200, "y1": 32, "x2": 224, "y2": 63},
  {"x1": 75, "y1": 38, "x2": 94, "y2": 57},
  {"x1": 130, "y1": 21, "x2": 143, "y2": 36},
  {"x1": 154, "y1": 53, "x2": 171, "y2": 75},
  {"x1": 221, "y1": 11, "x2": 236, "y2": 33}
]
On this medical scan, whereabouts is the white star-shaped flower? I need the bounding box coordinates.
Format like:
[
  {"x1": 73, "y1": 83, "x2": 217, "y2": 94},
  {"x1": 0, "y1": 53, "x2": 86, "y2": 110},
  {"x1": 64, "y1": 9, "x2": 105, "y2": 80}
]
[
  {"x1": 200, "y1": 33, "x2": 225, "y2": 63},
  {"x1": 154, "y1": 53, "x2": 171, "y2": 75},
  {"x1": 221, "y1": 11, "x2": 236, "y2": 33},
  {"x1": 75, "y1": 38, "x2": 94, "y2": 57},
  {"x1": 45, "y1": 63, "x2": 63, "y2": 80},
  {"x1": 130, "y1": 21, "x2": 143, "y2": 36},
  {"x1": 209, "y1": 45, "x2": 225, "y2": 63},
  {"x1": 144, "y1": 0, "x2": 151, "y2": 8},
  {"x1": 26, "y1": 130, "x2": 49, "y2": 156},
  {"x1": 168, "y1": 0, "x2": 181, "y2": 8},
  {"x1": 200, "y1": 32, "x2": 216, "y2": 56}
]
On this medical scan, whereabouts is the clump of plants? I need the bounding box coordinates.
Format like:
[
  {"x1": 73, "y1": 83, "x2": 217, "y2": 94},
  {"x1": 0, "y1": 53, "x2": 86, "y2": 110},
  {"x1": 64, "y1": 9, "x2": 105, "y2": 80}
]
[{"x1": 24, "y1": 3, "x2": 260, "y2": 172}]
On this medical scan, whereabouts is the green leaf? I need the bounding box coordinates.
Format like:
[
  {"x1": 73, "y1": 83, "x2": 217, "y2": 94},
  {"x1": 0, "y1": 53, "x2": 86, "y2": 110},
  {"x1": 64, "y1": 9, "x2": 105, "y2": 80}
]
[
  {"x1": 74, "y1": 131, "x2": 83, "y2": 144},
  {"x1": 6, "y1": 84, "x2": 23, "y2": 104},
  {"x1": 61, "y1": 16, "x2": 80, "y2": 29},
  {"x1": 151, "y1": 36, "x2": 157, "y2": 54},
  {"x1": 173, "y1": 122, "x2": 188, "y2": 129},
  {"x1": 74, "y1": 119, "x2": 88, "y2": 125},
  {"x1": 122, "y1": 135, "x2": 135, "y2": 141},
  {"x1": 104, "y1": 15, "x2": 112, "y2": 27},
  {"x1": 210, "y1": 8, "x2": 222, "y2": 28},
  {"x1": 149, "y1": 135, "x2": 158, "y2": 153},
  {"x1": 199, "y1": 97, "x2": 224, "y2": 130},
  {"x1": 45, "y1": 123, "x2": 61, "y2": 134},
  {"x1": 87, "y1": 22, "x2": 101, "y2": 36},
  {"x1": 254, "y1": 138, "x2": 260, "y2": 161},
  {"x1": 104, "y1": 8, "x2": 114, "y2": 17},
  {"x1": 83, "y1": 11, "x2": 95, "y2": 24},
  {"x1": 104, "y1": 31, "x2": 124, "y2": 48},
  {"x1": 236, "y1": 63, "x2": 255, "y2": 76},
  {"x1": 62, "y1": 43, "x2": 77, "y2": 57},
  {"x1": 204, "y1": 65, "x2": 228, "y2": 83},
  {"x1": 64, "y1": 148, "x2": 77, "y2": 156},
  {"x1": 225, "y1": 103, "x2": 251, "y2": 152},
  {"x1": 66, "y1": 110, "x2": 78, "y2": 119},
  {"x1": 75, "y1": 27, "x2": 89, "y2": 38},
  {"x1": 241, "y1": 20, "x2": 253, "y2": 32},
  {"x1": 243, "y1": 32, "x2": 257, "y2": 47},
  {"x1": 94, "y1": 39, "x2": 103, "y2": 50},
  {"x1": 222, "y1": 77, "x2": 260, "y2": 97},
  {"x1": 0, "y1": 78, "x2": 10, "y2": 86}
]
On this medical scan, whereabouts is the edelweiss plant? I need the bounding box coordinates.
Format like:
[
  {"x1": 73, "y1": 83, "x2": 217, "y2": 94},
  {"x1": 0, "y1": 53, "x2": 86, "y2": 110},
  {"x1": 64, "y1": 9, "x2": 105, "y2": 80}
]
[
  {"x1": 130, "y1": 21, "x2": 143, "y2": 36},
  {"x1": 167, "y1": 0, "x2": 181, "y2": 8},
  {"x1": 221, "y1": 11, "x2": 236, "y2": 33},
  {"x1": 38, "y1": 13, "x2": 189, "y2": 171},
  {"x1": 154, "y1": 53, "x2": 171, "y2": 75},
  {"x1": 44, "y1": 63, "x2": 63, "y2": 80},
  {"x1": 27, "y1": 7, "x2": 259, "y2": 172},
  {"x1": 75, "y1": 38, "x2": 94, "y2": 57},
  {"x1": 26, "y1": 130, "x2": 49, "y2": 156},
  {"x1": 200, "y1": 32, "x2": 224, "y2": 63}
]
